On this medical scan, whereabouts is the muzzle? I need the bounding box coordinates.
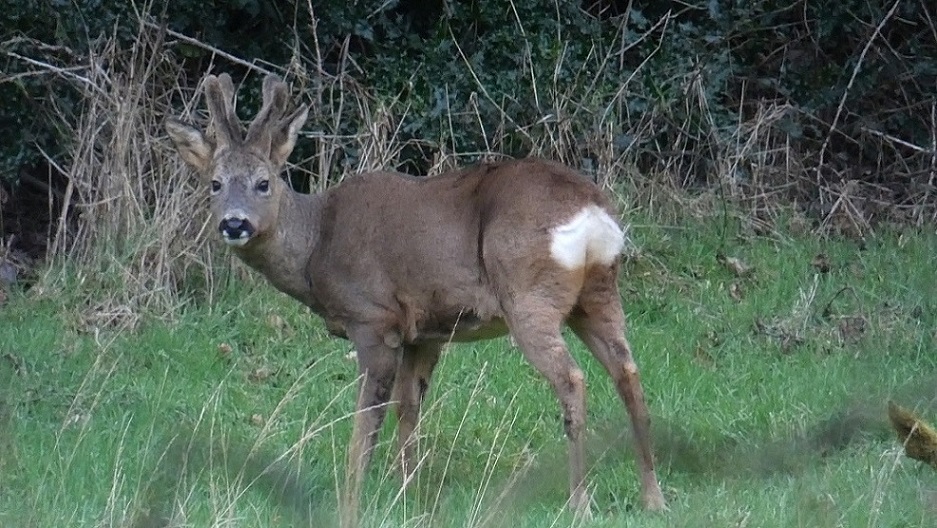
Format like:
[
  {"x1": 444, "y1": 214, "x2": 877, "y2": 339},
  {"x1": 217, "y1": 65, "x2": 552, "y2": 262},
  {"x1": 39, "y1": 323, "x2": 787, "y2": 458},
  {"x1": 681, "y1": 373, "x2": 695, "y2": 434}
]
[{"x1": 218, "y1": 216, "x2": 255, "y2": 246}]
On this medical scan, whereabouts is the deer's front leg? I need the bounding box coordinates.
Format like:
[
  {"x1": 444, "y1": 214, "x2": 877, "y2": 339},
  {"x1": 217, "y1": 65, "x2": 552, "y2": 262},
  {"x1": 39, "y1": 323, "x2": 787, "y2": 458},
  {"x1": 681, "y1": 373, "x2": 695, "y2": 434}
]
[
  {"x1": 393, "y1": 343, "x2": 441, "y2": 480},
  {"x1": 342, "y1": 326, "x2": 401, "y2": 528}
]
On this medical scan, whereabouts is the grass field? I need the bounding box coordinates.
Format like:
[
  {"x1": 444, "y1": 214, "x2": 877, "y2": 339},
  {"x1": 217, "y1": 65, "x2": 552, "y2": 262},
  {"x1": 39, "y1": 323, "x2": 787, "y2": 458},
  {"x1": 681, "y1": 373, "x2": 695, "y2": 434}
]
[{"x1": 1, "y1": 215, "x2": 936, "y2": 527}]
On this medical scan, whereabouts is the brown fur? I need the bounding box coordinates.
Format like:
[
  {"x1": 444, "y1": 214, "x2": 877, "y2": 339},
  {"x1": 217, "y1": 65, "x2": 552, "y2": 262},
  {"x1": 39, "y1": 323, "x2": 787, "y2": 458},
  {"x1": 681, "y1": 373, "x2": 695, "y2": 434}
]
[{"x1": 166, "y1": 73, "x2": 666, "y2": 524}]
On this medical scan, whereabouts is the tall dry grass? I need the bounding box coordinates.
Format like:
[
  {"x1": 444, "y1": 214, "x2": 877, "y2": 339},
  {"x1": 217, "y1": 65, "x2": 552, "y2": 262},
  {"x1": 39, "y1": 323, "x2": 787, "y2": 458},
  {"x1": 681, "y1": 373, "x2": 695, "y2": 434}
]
[
  {"x1": 21, "y1": 23, "x2": 219, "y2": 325},
  {"x1": 8, "y1": 5, "x2": 826, "y2": 321}
]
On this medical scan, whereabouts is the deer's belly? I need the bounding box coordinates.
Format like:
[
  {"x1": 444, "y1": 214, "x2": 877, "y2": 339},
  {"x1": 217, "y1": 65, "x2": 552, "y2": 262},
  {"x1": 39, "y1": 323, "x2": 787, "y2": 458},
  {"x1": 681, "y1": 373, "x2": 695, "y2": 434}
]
[{"x1": 416, "y1": 314, "x2": 509, "y2": 343}]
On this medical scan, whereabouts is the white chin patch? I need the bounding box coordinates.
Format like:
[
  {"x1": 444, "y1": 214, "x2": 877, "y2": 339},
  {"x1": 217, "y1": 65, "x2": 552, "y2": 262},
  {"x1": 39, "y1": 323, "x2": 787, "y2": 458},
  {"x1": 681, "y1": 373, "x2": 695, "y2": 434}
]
[
  {"x1": 222, "y1": 235, "x2": 251, "y2": 247},
  {"x1": 549, "y1": 205, "x2": 625, "y2": 270}
]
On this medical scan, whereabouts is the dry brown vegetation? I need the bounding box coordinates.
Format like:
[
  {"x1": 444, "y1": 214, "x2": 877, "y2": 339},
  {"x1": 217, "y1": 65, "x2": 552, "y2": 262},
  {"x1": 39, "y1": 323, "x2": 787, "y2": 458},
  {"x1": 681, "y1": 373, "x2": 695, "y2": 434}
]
[{"x1": 1, "y1": 6, "x2": 936, "y2": 320}]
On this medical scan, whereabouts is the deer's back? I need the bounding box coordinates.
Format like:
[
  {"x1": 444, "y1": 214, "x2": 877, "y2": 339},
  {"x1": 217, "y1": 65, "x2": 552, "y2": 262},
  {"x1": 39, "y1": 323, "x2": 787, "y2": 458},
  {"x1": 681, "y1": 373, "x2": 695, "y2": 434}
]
[{"x1": 310, "y1": 159, "x2": 617, "y2": 342}]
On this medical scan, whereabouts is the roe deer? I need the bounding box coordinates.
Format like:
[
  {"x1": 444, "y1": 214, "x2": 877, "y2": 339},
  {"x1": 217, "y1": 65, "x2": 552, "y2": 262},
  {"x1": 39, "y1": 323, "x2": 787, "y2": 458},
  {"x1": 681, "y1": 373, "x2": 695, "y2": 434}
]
[{"x1": 165, "y1": 73, "x2": 666, "y2": 523}]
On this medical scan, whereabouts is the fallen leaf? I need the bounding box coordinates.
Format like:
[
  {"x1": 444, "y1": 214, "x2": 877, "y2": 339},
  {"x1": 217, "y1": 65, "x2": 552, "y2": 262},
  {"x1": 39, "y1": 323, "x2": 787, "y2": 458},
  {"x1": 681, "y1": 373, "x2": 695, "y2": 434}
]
[
  {"x1": 218, "y1": 343, "x2": 233, "y2": 357},
  {"x1": 729, "y1": 282, "x2": 743, "y2": 302},
  {"x1": 837, "y1": 315, "x2": 867, "y2": 343},
  {"x1": 716, "y1": 253, "x2": 753, "y2": 277},
  {"x1": 267, "y1": 313, "x2": 290, "y2": 334},
  {"x1": 693, "y1": 344, "x2": 715, "y2": 368},
  {"x1": 248, "y1": 366, "x2": 273, "y2": 382},
  {"x1": 250, "y1": 413, "x2": 265, "y2": 427},
  {"x1": 63, "y1": 411, "x2": 90, "y2": 429},
  {"x1": 706, "y1": 330, "x2": 723, "y2": 346},
  {"x1": 779, "y1": 332, "x2": 805, "y2": 354}
]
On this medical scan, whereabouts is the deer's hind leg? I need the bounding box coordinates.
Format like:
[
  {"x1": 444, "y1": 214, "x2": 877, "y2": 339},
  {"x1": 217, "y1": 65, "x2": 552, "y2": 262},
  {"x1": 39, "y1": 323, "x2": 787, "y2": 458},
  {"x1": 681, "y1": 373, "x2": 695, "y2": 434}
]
[
  {"x1": 392, "y1": 342, "x2": 441, "y2": 480},
  {"x1": 567, "y1": 264, "x2": 666, "y2": 511},
  {"x1": 504, "y1": 288, "x2": 592, "y2": 515}
]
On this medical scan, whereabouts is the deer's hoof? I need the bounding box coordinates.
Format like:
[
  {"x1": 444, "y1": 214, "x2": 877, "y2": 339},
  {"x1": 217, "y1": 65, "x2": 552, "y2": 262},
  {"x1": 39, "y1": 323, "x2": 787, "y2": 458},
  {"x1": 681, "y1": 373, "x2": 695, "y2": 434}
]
[
  {"x1": 570, "y1": 488, "x2": 594, "y2": 519},
  {"x1": 641, "y1": 488, "x2": 668, "y2": 512}
]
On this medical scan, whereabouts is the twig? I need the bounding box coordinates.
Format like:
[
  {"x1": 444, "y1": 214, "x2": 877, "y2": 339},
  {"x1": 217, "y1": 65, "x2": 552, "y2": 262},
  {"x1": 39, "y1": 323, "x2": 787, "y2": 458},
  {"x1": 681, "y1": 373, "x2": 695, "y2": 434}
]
[
  {"x1": 0, "y1": 67, "x2": 88, "y2": 85},
  {"x1": 815, "y1": 0, "x2": 902, "y2": 190},
  {"x1": 930, "y1": 101, "x2": 936, "y2": 189},
  {"x1": 820, "y1": 285, "x2": 854, "y2": 319},
  {"x1": 3, "y1": 52, "x2": 104, "y2": 94},
  {"x1": 860, "y1": 127, "x2": 937, "y2": 155},
  {"x1": 142, "y1": 20, "x2": 278, "y2": 77},
  {"x1": 601, "y1": 10, "x2": 672, "y2": 124},
  {"x1": 13, "y1": 170, "x2": 66, "y2": 201},
  {"x1": 927, "y1": 101, "x2": 937, "y2": 224},
  {"x1": 35, "y1": 145, "x2": 75, "y2": 258},
  {"x1": 448, "y1": 26, "x2": 532, "y2": 144}
]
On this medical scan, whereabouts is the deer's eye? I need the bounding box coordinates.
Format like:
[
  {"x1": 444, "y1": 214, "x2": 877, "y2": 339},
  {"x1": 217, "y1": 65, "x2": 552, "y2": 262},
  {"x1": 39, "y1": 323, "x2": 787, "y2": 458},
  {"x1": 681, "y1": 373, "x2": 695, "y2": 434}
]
[
  {"x1": 210, "y1": 180, "x2": 221, "y2": 193},
  {"x1": 256, "y1": 179, "x2": 270, "y2": 193}
]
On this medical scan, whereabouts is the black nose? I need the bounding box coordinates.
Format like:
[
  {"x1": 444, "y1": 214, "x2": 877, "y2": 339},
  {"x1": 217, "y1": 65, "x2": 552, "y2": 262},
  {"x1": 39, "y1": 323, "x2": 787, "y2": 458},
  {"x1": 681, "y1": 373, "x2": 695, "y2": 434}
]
[{"x1": 218, "y1": 217, "x2": 255, "y2": 240}]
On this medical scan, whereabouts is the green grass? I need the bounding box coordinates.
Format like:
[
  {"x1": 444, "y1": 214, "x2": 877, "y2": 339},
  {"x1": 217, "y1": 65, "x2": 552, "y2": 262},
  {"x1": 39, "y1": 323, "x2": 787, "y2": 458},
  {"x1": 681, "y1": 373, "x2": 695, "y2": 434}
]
[{"x1": 1, "y1": 218, "x2": 936, "y2": 527}]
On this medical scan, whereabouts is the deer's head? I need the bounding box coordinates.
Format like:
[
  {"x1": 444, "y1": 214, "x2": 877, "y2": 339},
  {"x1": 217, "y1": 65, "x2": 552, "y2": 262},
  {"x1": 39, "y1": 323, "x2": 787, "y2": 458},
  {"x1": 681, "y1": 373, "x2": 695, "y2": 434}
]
[{"x1": 165, "y1": 73, "x2": 308, "y2": 248}]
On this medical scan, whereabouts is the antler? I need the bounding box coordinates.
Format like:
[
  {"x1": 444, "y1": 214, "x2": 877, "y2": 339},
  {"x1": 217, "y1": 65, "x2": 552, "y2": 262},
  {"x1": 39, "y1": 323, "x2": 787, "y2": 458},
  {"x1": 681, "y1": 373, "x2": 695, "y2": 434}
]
[
  {"x1": 245, "y1": 74, "x2": 289, "y2": 151},
  {"x1": 203, "y1": 73, "x2": 242, "y2": 148}
]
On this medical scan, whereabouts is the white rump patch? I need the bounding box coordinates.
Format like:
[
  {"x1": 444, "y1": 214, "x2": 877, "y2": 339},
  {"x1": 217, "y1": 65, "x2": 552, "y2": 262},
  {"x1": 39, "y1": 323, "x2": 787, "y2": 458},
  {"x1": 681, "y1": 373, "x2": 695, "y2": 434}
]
[{"x1": 549, "y1": 205, "x2": 625, "y2": 270}]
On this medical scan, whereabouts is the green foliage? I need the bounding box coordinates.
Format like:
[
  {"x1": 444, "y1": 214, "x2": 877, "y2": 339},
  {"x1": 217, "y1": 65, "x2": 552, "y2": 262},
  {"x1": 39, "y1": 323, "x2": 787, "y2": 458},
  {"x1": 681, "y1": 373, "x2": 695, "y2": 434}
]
[
  {"x1": 2, "y1": 0, "x2": 936, "y2": 196},
  {"x1": 0, "y1": 0, "x2": 288, "y2": 185},
  {"x1": 1, "y1": 1, "x2": 130, "y2": 179}
]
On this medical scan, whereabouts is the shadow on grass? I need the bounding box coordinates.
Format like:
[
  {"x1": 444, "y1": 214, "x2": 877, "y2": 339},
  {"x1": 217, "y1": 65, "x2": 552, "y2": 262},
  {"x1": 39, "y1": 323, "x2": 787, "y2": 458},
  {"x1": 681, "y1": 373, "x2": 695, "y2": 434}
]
[
  {"x1": 651, "y1": 404, "x2": 891, "y2": 480},
  {"x1": 128, "y1": 423, "x2": 332, "y2": 528},
  {"x1": 473, "y1": 378, "x2": 937, "y2": 525}
]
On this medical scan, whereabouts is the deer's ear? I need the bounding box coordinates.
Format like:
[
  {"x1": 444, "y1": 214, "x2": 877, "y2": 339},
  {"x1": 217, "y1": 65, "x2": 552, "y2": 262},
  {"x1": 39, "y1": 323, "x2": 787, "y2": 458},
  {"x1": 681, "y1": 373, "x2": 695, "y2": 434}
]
[
  {"x1": 165, "y1": 118, "x2": 215, "y2": 175},
  {"x1": 270, "y1": 104, "x2": 308, "y2": 168}
]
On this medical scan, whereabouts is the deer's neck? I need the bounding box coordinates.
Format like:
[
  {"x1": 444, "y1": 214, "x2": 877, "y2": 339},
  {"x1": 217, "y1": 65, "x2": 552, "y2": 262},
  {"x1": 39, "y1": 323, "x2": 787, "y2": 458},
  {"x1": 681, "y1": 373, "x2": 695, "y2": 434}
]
[{"x1": 234, "y1": 188, "x2": 324, "y2": 305}]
